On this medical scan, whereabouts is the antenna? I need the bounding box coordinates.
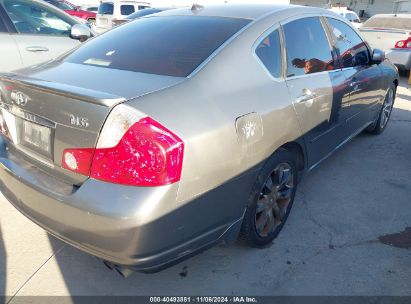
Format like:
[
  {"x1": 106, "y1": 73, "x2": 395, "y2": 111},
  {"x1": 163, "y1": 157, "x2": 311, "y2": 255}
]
[{"x1": 191, "y1": 3, "x2": 204, "y2": 12}]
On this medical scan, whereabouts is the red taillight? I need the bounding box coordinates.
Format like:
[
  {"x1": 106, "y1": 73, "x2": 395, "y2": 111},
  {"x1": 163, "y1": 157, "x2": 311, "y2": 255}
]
[
  {"x1": 395, "y1": 38, "x2": 411, "y2": 49},
  {"x1": 62, "y1": 117, "x2": 184, "y2": 187}
]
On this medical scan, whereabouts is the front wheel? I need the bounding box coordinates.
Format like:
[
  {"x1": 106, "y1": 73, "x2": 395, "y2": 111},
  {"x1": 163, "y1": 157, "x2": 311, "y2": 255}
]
[
  {"x1": 239, "y1": 149, "x2": 298, "y2": 247},
  {"x1": 367, "y1": 84, "x2": 396, "y2": 135}
]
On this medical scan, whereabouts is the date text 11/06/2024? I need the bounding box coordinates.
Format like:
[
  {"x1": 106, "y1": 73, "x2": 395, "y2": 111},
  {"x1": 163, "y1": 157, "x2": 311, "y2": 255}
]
[{"x1": 149, "y1": 297, "x2": 258, "y2": 303}]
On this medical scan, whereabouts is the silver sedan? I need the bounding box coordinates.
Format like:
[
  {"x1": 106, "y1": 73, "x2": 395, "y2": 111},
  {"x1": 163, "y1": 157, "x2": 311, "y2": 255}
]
[{"x1": 0, "y1": 4, "x2": 398, "y2": 276}]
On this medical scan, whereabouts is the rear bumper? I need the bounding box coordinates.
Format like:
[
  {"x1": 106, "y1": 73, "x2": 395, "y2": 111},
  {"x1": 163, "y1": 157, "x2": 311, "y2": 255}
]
[
  {"x1": 386, "y1": 49, "x2": 411, "y2": 70},
  {"x1": 0, "y1": 138, "x2": 253, "y2": 272}
]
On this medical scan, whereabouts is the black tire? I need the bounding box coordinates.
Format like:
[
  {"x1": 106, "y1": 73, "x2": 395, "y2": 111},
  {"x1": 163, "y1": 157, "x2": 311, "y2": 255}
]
[
  {"x1": 367, "y1": 84, "x2": 396, "y2": 135},
  {"x1": 239, "y1": 148, "x2": 298, "y2": 247}
]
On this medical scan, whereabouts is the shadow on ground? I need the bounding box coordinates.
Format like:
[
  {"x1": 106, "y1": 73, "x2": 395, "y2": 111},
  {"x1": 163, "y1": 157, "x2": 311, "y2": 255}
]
[{"x1": 41, "y1": 101, "x2": 411, "y2": 297}]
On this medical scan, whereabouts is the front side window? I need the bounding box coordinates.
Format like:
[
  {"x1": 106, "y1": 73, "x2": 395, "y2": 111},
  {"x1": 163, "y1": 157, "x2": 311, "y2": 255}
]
[
  {"x1": 256, "y1": 29, "x2": 282, "y2": 78},
  {"x1": 65, "y1": 16, "x2": 251, "y2": 77},
  {"x1": 327, "y1": 18, "x2": 369, "y2": 68},
  {"x1": 120, "y1": 5, "x2": 135, "y2": 15},
  {"x1": 3, "y1": 0, "x2": 75, "y2": 35},
  {"x1": 284, "y1": 17, "x2": 335, "y2": 77}
]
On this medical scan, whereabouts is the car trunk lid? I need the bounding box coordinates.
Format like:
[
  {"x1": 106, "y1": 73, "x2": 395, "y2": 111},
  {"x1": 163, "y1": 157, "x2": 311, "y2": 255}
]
[
  {"x1": 0, "y1": 63, "x2": 184, "y2": 185},
  {"x1": 360, "y1": 27, "x2": 410, "y2": 52}
]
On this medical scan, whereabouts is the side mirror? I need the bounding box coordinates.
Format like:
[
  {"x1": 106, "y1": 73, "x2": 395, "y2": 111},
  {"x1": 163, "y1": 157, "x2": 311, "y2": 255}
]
[
  {"x1": 372, "y1": 49, "x2": 386, "y2": 64},
  {"x1": 71, "y1": 24, "x2": 91, "y2": 41}
]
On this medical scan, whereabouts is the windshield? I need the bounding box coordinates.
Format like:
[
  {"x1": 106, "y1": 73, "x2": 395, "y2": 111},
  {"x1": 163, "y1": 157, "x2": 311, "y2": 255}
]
[
  {"x1": 363, "y1": 16, "x2": 411, "y2": 30},
  {"x1": 65, "y1": 16, "x2": 250, "y2": 77},
  {"x1": 54, "y1": 1, "x2": 74, "y2": 10},
  {"x1": 98, "y1": 2, "x2": 113, "y2": 15}
]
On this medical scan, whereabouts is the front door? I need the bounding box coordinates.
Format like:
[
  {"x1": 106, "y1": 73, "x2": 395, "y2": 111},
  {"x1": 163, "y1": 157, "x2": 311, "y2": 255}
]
[{"x1": 326, "y1": 17, "x2": 383, "y2": 133}]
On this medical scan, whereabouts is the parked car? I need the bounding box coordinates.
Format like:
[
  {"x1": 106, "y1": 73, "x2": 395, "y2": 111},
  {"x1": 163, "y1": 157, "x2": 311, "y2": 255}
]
[
  {"x1": 81, "y1": 5, "x2": 98, "y2": 14},
  {"x1": 93, "y1": 0, "x2": 151, "y2": 34},
  {"x1": 112, "y1": 7, "x2": 173, "y2": 26},
  {"x1": 329, "y1": 8, "x2": 362, "y2": 28},
  {"x1": 43, "y1": 0, "x2": 96, "y2": 23},
  {"x1": 0, "y1": 4, "x2": 398, "y2": 276},
  {"x1": 360, "y1": 14, "x2": 411, "y2": 72},
  {"x1": 0, "y1": 0, "x2": 93, "y2": 72}
]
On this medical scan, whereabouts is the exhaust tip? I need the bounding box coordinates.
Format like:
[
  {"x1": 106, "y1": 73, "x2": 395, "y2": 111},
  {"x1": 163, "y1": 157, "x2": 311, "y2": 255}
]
[
  {"x1": 115, "y1": 266, "x2": 134, "y2": 278},
  {"x1": 103, "y1": 260, "x2": 115, "y2": 271}
]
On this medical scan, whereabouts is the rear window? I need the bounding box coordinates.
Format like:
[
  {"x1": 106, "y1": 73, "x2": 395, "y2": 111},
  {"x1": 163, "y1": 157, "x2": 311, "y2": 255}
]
[
  {"x1": 65, "y1": 16, "x2": 250, "y2": 77},
  {"x1": 363, "y1": 16, "x2": 411, "y2": 30},
  {"x1": 120, "y1": 4, "x2": 134, "y2": 15},
  {"x1": 98, "y1": 2, "x2": 113, "y2": 15}
]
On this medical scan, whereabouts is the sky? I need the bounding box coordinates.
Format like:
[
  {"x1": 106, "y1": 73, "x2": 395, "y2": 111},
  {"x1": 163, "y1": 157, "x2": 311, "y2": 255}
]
[{"x1": 71, "y1": 0, "x2": 290, "y2": 8}]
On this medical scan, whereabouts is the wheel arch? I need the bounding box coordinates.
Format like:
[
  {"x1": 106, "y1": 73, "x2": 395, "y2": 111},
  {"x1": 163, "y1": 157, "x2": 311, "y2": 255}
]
[
  {"x1": 279, "y1": 140, "x2": 306, "y2": 172},
  {"x1": 393, "y1": 78, "x2": 399, "y2": 88}
]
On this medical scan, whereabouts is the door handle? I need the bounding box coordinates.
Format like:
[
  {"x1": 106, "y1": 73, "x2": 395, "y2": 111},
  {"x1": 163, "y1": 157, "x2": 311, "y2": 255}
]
[
  {"x1": 26, "y1": 46, "x2": 49, "y2": 52},
  {"x1": 296, "y1": 89, "x2": 317, "y2": 103},
  {"x1": 350, "y1": 80, "x2": 361, "y2": 87}
]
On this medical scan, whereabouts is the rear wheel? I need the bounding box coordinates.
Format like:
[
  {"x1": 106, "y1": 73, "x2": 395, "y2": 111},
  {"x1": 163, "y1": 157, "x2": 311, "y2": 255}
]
[
  {"x1": 367, "y1": 84, "x2": 395, "y2": 135},
  {"x1": 240, "y1": 149, "x2": 298, "y2": 247}
]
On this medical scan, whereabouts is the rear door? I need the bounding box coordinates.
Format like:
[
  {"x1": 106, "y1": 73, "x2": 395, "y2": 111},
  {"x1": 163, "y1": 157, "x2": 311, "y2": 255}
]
[
  {"x1": 0, "y1": 5, "x2": 23, "y2": 71},
  {"x1": 283, "y1": 16, "x2": 351, "y2": 168},
  {"x1": 2, "y1": 0, "x2": 80, "y2": 68},
  {"x1": 326, "y1": 17, "x2": 383, "y2": 134}
]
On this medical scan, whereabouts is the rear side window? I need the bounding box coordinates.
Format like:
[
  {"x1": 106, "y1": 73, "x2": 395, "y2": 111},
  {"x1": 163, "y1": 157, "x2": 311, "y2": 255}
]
[
  {"x1": 256, "y1": 29, "x2": 282, "y2": 78},
  {"x1": 66, "y1": 16, "x2": 250, "y2": 77},
  {"x1": 120, "y1": 5, "x2": 135, "y2": 15},
  {"x1": 138, "y1": 5, "x2": 150, "y2": 10},
  {"x1": 327, "y1": 18, "x2": 370, "y2": 68},
  {"x1": 284, "y1": 17, "x2": 335, "y2": 77},
  {"x1": 98, "y1": 3, "x2": 113, "y2": 15},
  {"x1": 363, "y1": 16, "x2": 411, "y2": 30}
]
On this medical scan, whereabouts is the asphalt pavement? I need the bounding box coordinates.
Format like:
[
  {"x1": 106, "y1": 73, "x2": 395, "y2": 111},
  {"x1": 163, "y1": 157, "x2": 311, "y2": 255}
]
[{"x1": 0, "y1": 77, "x2": 410, "y2": 299}]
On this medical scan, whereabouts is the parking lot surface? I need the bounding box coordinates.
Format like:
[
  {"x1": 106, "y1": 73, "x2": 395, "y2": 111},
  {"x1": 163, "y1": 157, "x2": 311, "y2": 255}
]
[{"x1": 0, "y1": 77, "x2": 410, "y2": 299}]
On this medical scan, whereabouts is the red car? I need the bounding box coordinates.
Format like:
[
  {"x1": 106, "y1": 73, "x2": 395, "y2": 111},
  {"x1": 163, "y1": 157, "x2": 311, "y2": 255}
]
[{"x1": 44, "y1": 0, "x2": 96, "y2": 23}]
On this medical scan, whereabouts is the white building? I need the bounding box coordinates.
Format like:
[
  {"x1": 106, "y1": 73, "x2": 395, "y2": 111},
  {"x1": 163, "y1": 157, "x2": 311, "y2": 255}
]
[{"x1": 290, "y1": 0, "x2": 411, "y2": 17}]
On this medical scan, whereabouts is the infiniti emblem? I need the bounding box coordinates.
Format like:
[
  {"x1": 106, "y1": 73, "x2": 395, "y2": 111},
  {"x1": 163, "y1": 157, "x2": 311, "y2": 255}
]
[{"x1": 11, "y1": 91, "x2": 29, "y2": 106}]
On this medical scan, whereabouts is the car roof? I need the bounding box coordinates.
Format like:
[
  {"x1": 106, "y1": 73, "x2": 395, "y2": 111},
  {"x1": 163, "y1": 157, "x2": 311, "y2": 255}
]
[{"x1": 155, "y1": 4, "x2": 297, "y2": 21}]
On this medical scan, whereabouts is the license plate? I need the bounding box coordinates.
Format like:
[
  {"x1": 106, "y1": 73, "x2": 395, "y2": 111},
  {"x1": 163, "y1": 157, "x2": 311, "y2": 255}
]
[
  {"x1": 23, "y1": 120, "x2": 51, "y2": 154},
  {"x1": 99, "y1": 18, "x2": 108, "y2": 25}
]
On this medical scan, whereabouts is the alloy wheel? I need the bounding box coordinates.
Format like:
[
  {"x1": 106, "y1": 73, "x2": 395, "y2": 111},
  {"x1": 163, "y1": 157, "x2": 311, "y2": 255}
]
[
  {"x1": 255, "y1": 163, "x2": 294, "y2": 238},
  {"x1": 380, "y1": 88, "x2": 394, "y2": 129}
]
